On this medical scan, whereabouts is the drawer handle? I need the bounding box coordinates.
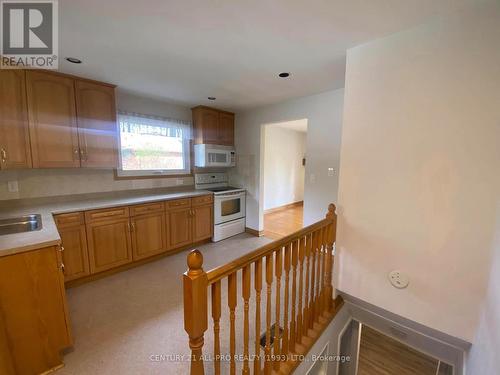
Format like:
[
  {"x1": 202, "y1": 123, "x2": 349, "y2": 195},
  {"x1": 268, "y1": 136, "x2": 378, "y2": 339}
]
[{"x1": 60, "y1": 263, "x2": 65, "y2": 274}]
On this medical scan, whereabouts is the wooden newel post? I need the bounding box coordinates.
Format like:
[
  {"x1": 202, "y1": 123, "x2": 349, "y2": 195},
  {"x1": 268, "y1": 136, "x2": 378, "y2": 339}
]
[
  {"x1": 324, "y1": 204, "x2": 337, "y2": 312},
  {"x1": 184, "y1": 249, "x2": 208, "y2": 375}
]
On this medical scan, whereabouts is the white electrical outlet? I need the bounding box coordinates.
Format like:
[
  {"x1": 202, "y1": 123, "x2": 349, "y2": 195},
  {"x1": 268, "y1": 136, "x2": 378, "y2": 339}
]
[
  {"x1": 7, "y1": 180, "x2": 19, "y2": 193},
  {"x1": 328, "y1": 167, "x2": 335, "y2": 176},
  {"x1": 176, "y1": 178, "x2": 184, "y2": 185},
  {"x1": 388, "y1": 270, "x2": 409, "y2": 289},
  {"x1": 310, "y1": 173, "x2": 316, "y2": 183}
]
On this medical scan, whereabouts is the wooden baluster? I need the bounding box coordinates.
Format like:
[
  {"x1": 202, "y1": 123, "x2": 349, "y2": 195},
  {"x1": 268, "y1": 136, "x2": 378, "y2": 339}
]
[
  {"x1": 309, "y1": 231, "x2": 317, "y2": 329},
  {"x1": 289, "y1": 239, "x2": 298, "y2": 352},
  {"x1": 254, "y1": 259, "x2": 263, "y2": 375},
  {"x1": 242, "y1": 265, "x2": 251, "y2": 375},
  {"x1": 211, "y1": 281, "x2": 221, "y2": 375},
  {"x1": 324, "y1": 204, "x2": 337, "y2": 312},
  {"x1": 228, "y1": 273, "x2": 237, "y2": 375},
  {"x1": 297, "y1": 236, "x2": 306, "y2": 343},
  {"x1": 282, "y1": 243, "x2": 291, "y2": 357},
  {"x1": 183, "y1": 250, "x2": 208, "y2": 375},
  {"x1": 264, "y1": 255, "x2": 273, "y2": 374},
  {"x1": 273, "y1": 247, "x2": 283, "y2": 371},
  {"x1": 315, "y1": 229, "x2": 323, "y2": 322},
  {"x1": 319, "y1": 226, "x2": 327, "y2": 315},
  {"x1": 303, "y1": 233, "x2": 312, "y2": 336}
]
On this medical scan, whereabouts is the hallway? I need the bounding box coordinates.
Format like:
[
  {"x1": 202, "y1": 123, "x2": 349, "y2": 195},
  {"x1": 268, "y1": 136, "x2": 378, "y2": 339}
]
[{"x1": 263, "y1": 202, "x2": 304, "y2": 240}]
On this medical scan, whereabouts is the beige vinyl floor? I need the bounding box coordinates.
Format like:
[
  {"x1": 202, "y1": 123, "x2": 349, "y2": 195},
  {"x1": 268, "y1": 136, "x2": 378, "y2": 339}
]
[{"x1": 58, "y1": 234, "x2": 271, "y2": 375}]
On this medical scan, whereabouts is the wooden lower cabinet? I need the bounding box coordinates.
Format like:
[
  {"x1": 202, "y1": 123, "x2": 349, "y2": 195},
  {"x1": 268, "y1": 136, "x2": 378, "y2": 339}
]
[
  {"x1": 192, "y1": 204, "x2": 213, "y2": 242},
  {"x1": 86, "y1": 218, "x2": 133, "y2": 273},
  {"x1": 54, "y1": 195, "x2": 214, "y2": 281},
  {"x1": 58, "y1": 224, "x2": 90, "y2": 281},
  {"x1": 0, "y1": 246, "x2": 72, "y2": 375},
  {"x1": 167, "y1": 207, "x2": 192, "y2": 249},
  {"x1": 131, "y1": 212, "x2": 167, "y2": 260}
]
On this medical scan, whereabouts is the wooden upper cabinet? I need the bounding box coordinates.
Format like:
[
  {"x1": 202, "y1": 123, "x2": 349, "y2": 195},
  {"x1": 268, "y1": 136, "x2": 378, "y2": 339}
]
[
  {"x1": 0, "y1": 70, "x2": 32, "y2": 169},
  {"x1": 75, "y1": 80, "x2": 118, "y2": 168},
  {"x1": 193, "y1": 106, "x2": 219, "y2": 144},
  {"x1": 26, "y1": 71, "x2": 80, "y2": 168},
  {"x1": 218, "y1": 112, "x2": 235, "y2": 146},
  {"x1": 192, "y1": 106, "x2": 234, "y2": 146}
]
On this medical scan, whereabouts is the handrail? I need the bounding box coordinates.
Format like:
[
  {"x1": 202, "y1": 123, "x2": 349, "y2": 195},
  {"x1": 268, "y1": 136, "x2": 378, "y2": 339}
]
[
  {"x1": 183, "y1": 203, "x2": 339, "y2": 375},
  {"x1": 206, "y1": 216, "x2": 332, "y2": 284}
]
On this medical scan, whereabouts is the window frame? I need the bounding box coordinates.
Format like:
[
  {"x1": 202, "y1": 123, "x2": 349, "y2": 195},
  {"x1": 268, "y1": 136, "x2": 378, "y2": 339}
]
[{"x1": 115, "y1": 111, "x2": 192, "y2": 178}]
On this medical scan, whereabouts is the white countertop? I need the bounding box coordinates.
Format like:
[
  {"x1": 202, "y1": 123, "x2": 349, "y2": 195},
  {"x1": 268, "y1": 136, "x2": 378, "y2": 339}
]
[{"x1": 0, "y1": 189, "x2": 212, "y2": 257}]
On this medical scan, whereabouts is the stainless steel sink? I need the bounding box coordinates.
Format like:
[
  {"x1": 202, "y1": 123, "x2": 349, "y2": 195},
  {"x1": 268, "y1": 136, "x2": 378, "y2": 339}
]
[{"x1": 0, "y1": 214, "x2": 42, "y2": 236}]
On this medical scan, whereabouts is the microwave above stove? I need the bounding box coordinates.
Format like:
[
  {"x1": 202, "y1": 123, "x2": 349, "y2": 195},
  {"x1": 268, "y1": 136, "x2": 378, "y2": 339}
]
[{"x1": 194, "y1": 144, "x2": 236, "y2": 168}]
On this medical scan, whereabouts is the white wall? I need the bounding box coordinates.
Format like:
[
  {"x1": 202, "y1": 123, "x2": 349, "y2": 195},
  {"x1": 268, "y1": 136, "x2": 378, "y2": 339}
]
[
  {"x1": 230, "y1": 89, "x2": 344, "y2": 230},
  {"x1": 0, "y1": 91, "x2": 193, "y2": 200},
  {"x1": 337, "y1": 2, "x2": 500, "y2": 343},
  {"x1": 263, "y1": 125, "x2": 306, "y2": 211}
]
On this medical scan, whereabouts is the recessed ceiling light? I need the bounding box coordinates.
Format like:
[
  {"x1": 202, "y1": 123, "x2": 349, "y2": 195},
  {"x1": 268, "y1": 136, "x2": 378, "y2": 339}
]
[
  {"x1": 278, "y1": 72, "x2": 290, "y2": 78},
  {"x1": 65, "y1": 57, "x2": 82, "y2": 64},
  {"x1": 208, "y1": 97, "x2": 216, "y2": 100}
]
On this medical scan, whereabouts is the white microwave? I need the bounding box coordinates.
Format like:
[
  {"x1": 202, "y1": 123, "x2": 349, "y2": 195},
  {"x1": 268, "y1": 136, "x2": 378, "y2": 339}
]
[{"x1": 194, "y1": 144, "x2": 236, "y2": 168}]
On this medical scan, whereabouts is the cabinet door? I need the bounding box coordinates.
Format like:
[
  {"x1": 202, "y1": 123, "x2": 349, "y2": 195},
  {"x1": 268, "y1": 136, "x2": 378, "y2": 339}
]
[
  {"x1": 0, "y1": 246, "x2": 72, "y2": 375},
  {"x1": 59, "y1": 225, "x2": 90, "y2": 281},
  {"x1": 131, "y1": 212, "x2": 167, "y2": 260},
  {"x1": 218, "y1": 112, "x2": 234, "y2": 146},
  {"x1": 192, "y1": 204, "x2": 213, "y2": 242},
  {"x1": 75, "y1": 80, "x2": 118, "y2": 168},
  {"x1": 0, "y1": 70, "x2": 32, "y2": 169},
  {"x1": 166, "y1": 207, "x2": 192, "y2": 249},
  {"x1": 193, "y1": 107, "x2": 219, "y2": 144},
  {"x1": 86, "y1": 218, "x2": 132, "y2": 273},
  {"x1": 26, "y1": 71, "x2": 80, "y2": 168}
]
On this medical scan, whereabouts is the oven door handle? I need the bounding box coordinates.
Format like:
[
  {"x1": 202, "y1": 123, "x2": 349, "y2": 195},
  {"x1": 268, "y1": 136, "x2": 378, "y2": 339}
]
[{"x1": 215, "y1": 192, "x2": 246, "y2": 199}]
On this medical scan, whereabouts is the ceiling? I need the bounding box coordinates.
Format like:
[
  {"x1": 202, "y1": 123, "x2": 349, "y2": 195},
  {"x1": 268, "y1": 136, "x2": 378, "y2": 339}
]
[{"x1": 59, "y1": 0, "x2": 483, "y2": 111}]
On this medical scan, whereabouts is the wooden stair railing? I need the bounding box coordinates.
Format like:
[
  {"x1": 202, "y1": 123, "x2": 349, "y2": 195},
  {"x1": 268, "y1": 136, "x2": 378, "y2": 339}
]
[{"x1": 183, "y1": 204, "x2": 344, "y2": 375}]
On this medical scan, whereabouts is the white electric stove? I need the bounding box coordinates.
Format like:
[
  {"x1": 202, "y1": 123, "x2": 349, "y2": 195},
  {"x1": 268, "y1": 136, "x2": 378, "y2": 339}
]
[{"x1": 195, "y1": 173, "x2": 246, "y2": 242}]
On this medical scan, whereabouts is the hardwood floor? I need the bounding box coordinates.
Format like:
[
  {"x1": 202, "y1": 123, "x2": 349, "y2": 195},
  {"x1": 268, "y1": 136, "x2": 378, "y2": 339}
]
[
  {"x1": 263, "y1": 202, "x2": 303, "y2": 240},
  {"x1": 358, "y1": 325, "x2": 440, "y2": 375}
]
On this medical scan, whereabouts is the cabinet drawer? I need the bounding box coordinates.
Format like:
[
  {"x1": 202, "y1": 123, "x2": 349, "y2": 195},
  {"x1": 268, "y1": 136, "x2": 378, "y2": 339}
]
[
  {"x1": 55, "y1": 212, "x2": 84, "y2": 228},
  {"x1": 130, "y1": 202, "x2": 164, "y2": 216},
  {"x1": 166, "y1": 198, "x2": 191, "y2": 209},
  {"x1": 192, "y1": 195, "x2": 213, "y2": 206},
  {"x1": 85, "y1": 206, "x2": 129, "y2": 222}
]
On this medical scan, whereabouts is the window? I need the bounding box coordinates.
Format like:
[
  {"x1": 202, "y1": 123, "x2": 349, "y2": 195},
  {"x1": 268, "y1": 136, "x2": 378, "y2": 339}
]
[{"x1": 116, "y1": 111, "x2": 192, "y2": 177}]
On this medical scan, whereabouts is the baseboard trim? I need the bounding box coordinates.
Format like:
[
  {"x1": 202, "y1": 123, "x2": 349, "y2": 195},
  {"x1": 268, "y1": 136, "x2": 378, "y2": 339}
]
[
  {"x1": 245, "y1": 227, "x2": 264, "y2": 237},
  {"x1": 264, "y1": 200, "x2": 303, "y2": 214}
]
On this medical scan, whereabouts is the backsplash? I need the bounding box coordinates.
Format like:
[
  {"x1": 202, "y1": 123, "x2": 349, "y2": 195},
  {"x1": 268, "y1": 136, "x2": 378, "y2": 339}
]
[{"x1": 0, "y1": 169, "x2": 194, "y2": 201}]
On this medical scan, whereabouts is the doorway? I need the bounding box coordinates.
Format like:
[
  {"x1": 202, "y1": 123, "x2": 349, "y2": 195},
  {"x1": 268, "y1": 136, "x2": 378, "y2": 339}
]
[{"x1": 261, "y1": 119, "x2": 307, "y2": 239}]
